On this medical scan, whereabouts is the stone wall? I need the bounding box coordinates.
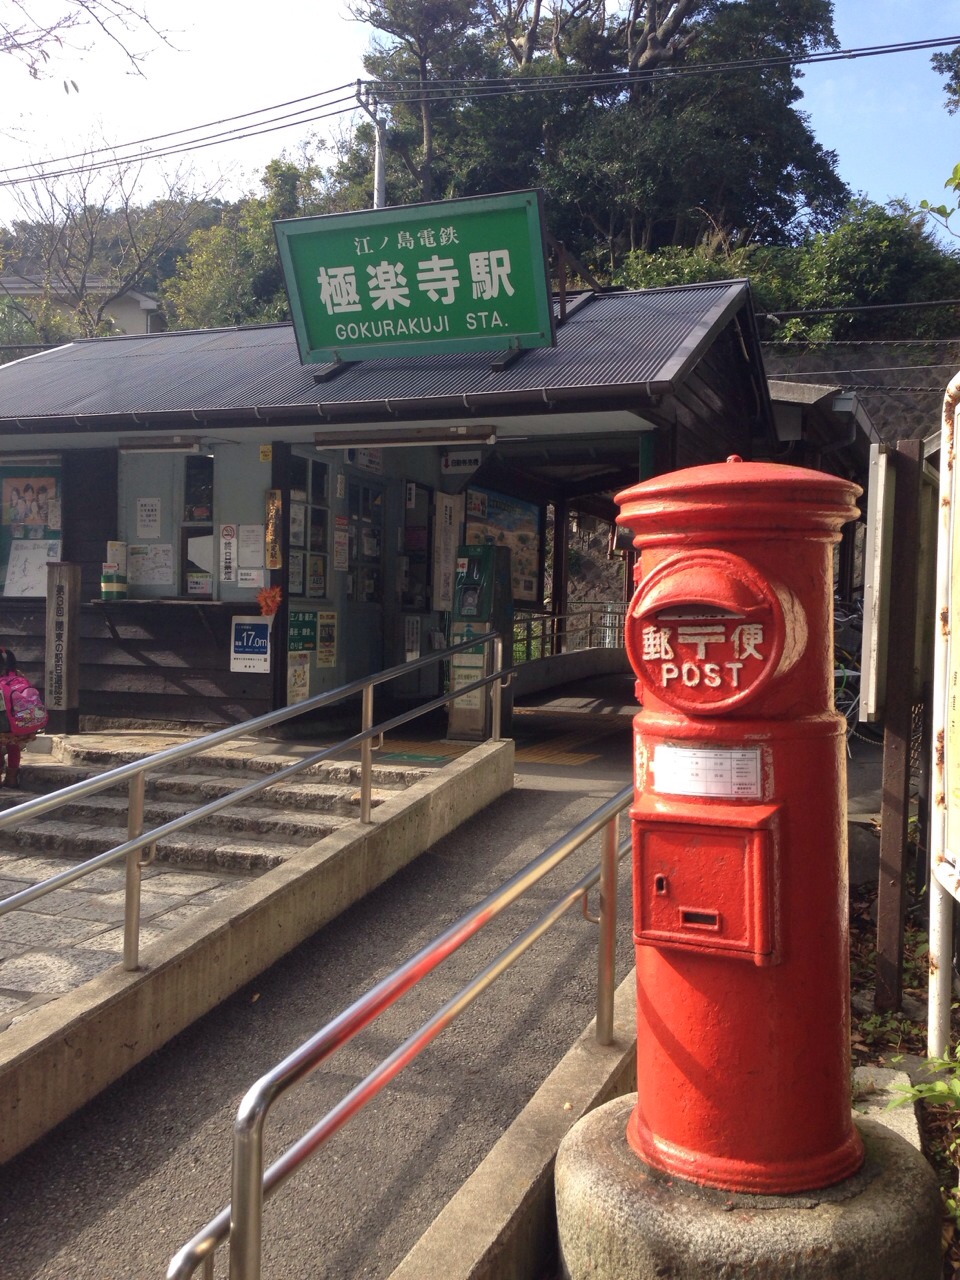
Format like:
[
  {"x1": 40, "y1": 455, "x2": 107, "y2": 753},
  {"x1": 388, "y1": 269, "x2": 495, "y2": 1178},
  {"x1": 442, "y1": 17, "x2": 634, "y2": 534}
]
[{"x1": 762, "y1": 340, "x2": 960, "y2": 442}]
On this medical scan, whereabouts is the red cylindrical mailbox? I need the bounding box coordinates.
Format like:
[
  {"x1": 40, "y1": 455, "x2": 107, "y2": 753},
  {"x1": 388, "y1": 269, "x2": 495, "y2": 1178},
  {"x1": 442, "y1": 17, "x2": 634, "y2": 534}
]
[{"x1": 615, "y1": 456, "x2": 864, "y2": 1195}]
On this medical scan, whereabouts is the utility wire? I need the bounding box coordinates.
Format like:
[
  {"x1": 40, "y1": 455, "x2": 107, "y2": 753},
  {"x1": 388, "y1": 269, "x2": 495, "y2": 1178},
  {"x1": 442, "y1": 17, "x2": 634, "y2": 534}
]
[
  {"x1": 761, "y1": 298, "x2": 960, "y2": 318},
  {"x1": 0, "y1": 100, "x2": 360, "y2": 189},
  {"x1": 0, "y1": 34, "x2": 956, "y2": 188},
  {"x1": 367, "y1": 35, "x2": 960, "y2": 106},
  {"x1": 0, "y1": 84, "x2": 359, "y2": 176}
]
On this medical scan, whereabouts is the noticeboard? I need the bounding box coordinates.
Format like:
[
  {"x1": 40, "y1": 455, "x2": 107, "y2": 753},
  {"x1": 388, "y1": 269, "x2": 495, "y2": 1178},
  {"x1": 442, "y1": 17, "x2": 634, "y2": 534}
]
[{"x1": 274, "y1": 190, "x2": 555, "y2": 364}]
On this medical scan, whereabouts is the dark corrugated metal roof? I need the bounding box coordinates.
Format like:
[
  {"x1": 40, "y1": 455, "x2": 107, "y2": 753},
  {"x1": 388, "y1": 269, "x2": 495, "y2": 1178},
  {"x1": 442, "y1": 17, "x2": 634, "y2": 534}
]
[{"x1": 0, "y1": 282, "x2": 754, "y2": 426}]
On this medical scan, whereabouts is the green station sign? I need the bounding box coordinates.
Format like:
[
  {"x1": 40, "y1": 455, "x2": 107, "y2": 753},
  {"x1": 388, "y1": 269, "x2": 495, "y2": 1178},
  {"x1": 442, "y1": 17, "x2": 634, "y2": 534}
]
[{"x1": 274, "y1": 190, "x2": 555, "y2": 364}]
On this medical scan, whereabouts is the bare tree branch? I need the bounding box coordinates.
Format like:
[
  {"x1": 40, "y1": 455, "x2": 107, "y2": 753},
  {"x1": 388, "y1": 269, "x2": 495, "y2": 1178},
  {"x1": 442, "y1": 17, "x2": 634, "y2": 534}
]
[{"x1": 1, "y1": 0, "x2": 168, "y2": 80}]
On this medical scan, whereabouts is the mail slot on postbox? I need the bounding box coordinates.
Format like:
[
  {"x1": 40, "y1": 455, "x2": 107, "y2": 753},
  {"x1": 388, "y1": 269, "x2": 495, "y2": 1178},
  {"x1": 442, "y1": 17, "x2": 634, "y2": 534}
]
[{"x1": 615, "y1": 456, "x2": 864, "y2": 1196}]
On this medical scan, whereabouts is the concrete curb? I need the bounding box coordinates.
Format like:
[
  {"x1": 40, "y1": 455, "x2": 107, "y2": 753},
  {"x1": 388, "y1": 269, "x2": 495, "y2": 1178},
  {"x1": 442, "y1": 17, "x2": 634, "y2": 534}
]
[
  {"x1": 0, "y1": 738, "x2": 515, "y2": 1164},
  {"x1": 388, "y1": 1003, "x2": 927, "y2": 1280},
  {"x1": 388, "y1": 973, "x2": 638, "y2": 1280}
]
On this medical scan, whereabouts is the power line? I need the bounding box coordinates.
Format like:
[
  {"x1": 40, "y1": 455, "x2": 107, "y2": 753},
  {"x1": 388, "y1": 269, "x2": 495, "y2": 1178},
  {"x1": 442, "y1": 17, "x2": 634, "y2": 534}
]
[
  {"x1": 0, "y1": 34, "x2": 956, "y2": 189},
  {"x1": 761, "y1": 298, "x2": 960, "y2": 319},
  {"x1": 0, "y1": 99, "x2": 360, "y2": 190},
  {"x1": 0, "y1": 84, "x2": 360, "y2": 177},
  {"x1": 368, "y1": 35, "x2": 960, "y2": 107}
]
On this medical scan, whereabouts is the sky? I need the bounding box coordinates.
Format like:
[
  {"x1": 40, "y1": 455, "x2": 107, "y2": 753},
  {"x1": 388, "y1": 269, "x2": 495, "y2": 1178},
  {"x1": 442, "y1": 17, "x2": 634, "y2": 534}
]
[{"x1": 0, "y1": 0, "x2": 957, "y2": 238}]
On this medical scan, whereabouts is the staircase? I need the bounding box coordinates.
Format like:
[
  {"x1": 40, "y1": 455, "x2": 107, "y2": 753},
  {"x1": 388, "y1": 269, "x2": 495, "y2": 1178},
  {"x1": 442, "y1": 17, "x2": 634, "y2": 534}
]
[{"x1": 0, "y1": 733, "x2": 430, "y2": 876}]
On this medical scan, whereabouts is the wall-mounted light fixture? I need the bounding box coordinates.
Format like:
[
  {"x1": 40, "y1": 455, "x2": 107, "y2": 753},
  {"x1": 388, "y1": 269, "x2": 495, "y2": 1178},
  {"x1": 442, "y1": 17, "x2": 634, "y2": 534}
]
[
  {"x1": 313, "y1": 425, "x2": 496, "y2": 449},
  {"x1": 118, "y1": 436, "x2": 202, "y2": 454},
  {"x1": 0, "y1": 452, "x2": 61, "y2": 466}
]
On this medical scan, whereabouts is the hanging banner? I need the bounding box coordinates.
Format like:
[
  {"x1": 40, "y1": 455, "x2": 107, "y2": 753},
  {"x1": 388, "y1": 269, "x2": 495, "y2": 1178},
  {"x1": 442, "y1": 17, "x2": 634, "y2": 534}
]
[{"x1": 265, "y1": 490, "x2": 282, "y2": 570}]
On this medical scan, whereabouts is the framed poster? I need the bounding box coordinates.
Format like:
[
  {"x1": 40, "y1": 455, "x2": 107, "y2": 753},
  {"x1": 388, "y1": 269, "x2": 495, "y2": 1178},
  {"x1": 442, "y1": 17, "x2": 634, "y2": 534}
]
[
  {"x1": 465, "y1": 486, "x2": 542, "y2": 605},
  {"x1": 230, "y1": 616, "x2": 272, "y2": 672},
  {"x1": 3, "y1": 539, "x2": 62, "y2": 597}
]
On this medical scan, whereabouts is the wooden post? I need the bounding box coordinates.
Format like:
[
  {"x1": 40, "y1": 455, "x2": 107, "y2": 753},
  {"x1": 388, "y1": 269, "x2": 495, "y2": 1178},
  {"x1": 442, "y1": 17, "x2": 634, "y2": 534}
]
[
  {"x1": 45, "y1": 562, "x2": 81, "y2": 734},
  {"x1": 874, "y1": 440, "x2": 922, "y2": 1011}
]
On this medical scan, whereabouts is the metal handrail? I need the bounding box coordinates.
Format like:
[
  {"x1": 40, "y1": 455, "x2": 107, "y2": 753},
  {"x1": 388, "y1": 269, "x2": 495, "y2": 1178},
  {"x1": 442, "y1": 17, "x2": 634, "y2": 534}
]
[
  {"x1": 167, "y1": 784, "x2": 632, "y2": 1280},
  {"x1": 514, "y1": 602, "x2": 627, "y2": 661},
  {"x1": 0, "y1": 634, "x2": 509, "y2": 972}
]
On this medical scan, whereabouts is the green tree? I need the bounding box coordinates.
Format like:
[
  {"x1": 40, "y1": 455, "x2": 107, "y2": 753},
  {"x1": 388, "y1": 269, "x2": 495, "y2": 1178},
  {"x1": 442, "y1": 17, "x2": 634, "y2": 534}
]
[
  {"x1": 162, "y1": 158, "x2": 331, "y2": 330},
  {"x1": 785, "y1": 198, "x2": 960, "y2": 340},
  {"x1": 345, "y1": 0, "x2": 848, "y2": 267},
  {"x1": 615, "y1": 200, "x2": 960, "y2": 342},
  {"x1": 349, "y1": 0, "x2": 485, "y2": 201}
]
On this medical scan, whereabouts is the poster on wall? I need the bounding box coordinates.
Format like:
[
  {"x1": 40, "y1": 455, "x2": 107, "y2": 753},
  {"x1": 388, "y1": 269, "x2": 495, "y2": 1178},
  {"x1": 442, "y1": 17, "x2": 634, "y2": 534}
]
[
  {"x1": 289, "y1": 551, "x2": 305, "y2": 596},
  {"x1": 136, "y1": 497, "x2": 161, "y2": 539},
  {"x1": 316, "y1": 611, "x2": 337, "y2": 667},
  {"x1": 230, "y1": 615, "x2": 272, "y2": 672},
  {"x1": 333, "y1": 517, "x2": 349, "y2": 571},
  {"x1": 220, "y1": 524, "x2": 238, "y2": 582},
  {"x1": 128, "y1": 543, "x2": 174, "y2": 585},
  {"x1": 288, "y1": 609, "x2": 318, "y2": 651},
  {"x1": 3, "y1": 539, "x2": 61, "y2": 597},
  {"x1": 433, "y1": 492, "x2": 464, "y2": 612},
  {"x1": 404, "y1": 614, "x2": 421, "y2": 663},
  {"x1": 289, "y1": 504, "x2": 306, "y2": 548},
  {"x1": 287, "y1": 651, "x2": 310, "y2": 704},
  {"x1": 2, "y1": 475, "x2": 58, "y2": 528},
  {"x1": 465, "y1": 487, "x2": 541, "y2": 604},
  {"x1": 239, "y1": 524, "x2": 265, "y2": 569},
  {"x1": 307, "y1": 554, "x2": 326, "y2": 599}
]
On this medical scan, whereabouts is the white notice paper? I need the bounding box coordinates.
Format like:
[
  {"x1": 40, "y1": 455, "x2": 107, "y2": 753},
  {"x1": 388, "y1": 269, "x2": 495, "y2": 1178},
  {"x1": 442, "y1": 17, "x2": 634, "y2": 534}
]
[{"x1": 651, "y1": 745, "x2": 762, "y2": 799}]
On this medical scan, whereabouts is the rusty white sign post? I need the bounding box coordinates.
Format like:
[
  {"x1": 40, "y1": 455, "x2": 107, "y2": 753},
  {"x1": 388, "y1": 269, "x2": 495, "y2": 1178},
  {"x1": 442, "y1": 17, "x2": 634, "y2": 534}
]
[{"x1": 930, "y1": 377, "x2": 960, "y2": 1056}]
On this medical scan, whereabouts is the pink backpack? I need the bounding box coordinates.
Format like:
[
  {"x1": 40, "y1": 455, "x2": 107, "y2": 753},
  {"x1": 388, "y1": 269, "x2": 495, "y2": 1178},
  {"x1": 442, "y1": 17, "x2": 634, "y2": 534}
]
[{"x1": 0, "y1": 674, "x2": 48, "y2": 737}]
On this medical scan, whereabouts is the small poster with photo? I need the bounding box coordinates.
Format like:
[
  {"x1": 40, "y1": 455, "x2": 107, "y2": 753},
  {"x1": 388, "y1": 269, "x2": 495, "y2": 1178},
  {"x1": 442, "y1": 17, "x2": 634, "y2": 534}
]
[
  {"x1": 307, "y1": 554, "x2": 326, "y2": 599},
  {"x1": 2, "y1": 476, "x2": 58, "y2": 527}
]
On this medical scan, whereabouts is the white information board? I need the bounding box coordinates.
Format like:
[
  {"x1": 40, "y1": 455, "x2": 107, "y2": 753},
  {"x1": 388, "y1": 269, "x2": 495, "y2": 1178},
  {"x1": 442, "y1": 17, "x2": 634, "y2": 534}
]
[{"x1": 3, "y1": 539, "x2": 61, "y2": 597}]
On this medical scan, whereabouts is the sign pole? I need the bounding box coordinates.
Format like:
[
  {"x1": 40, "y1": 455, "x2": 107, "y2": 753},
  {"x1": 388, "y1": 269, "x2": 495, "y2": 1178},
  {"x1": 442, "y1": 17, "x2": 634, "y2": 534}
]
[
  {"x1": 45, "y1": 561, "x2": 80, "y2": 734},
  {"x1": 929, "y1": 379, "x2": 960, "y2": 1055}
]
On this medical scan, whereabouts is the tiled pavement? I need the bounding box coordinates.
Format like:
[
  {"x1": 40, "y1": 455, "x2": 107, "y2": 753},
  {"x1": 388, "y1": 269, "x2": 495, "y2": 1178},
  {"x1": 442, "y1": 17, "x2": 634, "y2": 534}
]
[{"x1": 0, "y1": 849, "x2": 254, "y2": 1031}]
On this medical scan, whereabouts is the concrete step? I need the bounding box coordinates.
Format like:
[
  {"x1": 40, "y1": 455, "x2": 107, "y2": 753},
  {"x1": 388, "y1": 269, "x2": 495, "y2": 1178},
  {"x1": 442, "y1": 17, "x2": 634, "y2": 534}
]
[
  {"x1": 52, "y1": 741, "x2": 428, "y2": 791},
  {"x1": 0, "y1": 737, "x2": 429, "y2": 872},
  {"x1": 0, "y1": 812, "x2": 295, "y2": 872},
  {"x1": 22, "y1": 790, "x2": 353, "y2": 842}
]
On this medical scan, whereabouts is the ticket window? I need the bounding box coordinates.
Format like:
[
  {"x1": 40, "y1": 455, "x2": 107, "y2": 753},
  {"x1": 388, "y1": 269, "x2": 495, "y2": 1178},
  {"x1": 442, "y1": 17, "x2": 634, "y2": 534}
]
[
  {"x1": 401, "y1": 482, "x2": 431, "y2": 611},
  {"x1": 347, "y1": 481, "x2": 383, "y2": 604},
  {"x1": 180, "y1": 455, "x2": 213, "y2": 597}
]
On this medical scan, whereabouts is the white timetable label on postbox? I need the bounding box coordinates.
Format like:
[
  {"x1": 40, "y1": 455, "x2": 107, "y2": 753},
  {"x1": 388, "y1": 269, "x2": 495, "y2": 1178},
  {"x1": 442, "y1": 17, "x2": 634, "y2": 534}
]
[{"x1": 651, "y1": 745, "x2": 762, "y2": 799}]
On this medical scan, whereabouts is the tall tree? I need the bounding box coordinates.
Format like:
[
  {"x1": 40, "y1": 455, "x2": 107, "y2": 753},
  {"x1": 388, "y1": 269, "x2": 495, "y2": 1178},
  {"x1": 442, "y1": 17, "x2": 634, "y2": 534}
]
[
  {"x1": 615, "y1": 200, "x2": 960, "y2": 342},
  {"x1": 162, "y1": 158, "x2": 333, "y2": 330},
  {"x1": 345, "y1": 0, "x2": 848, "y2": 266},
  {"x1": 349, "y1": 0, "x2": 485, "y2": 200}
]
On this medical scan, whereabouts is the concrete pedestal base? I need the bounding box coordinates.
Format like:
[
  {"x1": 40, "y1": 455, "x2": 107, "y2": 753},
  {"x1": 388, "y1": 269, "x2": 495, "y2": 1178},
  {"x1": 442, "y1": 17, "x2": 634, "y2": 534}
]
[{"x1": 555, "y1": 1095, "x2": 942, "y2": 1280}]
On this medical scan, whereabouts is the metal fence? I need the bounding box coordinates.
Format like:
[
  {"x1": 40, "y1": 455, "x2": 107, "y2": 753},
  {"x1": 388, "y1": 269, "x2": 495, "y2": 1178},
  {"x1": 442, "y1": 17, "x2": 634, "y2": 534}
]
[
  {"x1": 167, "y1": 783, "x2": 632, "y2": 1280},
  {"x1": 0, "y1": 635, "x2": 507, "y2": 974},
  {"x1": 513, "y1": 601, "x2": 627, "y2": 663}
]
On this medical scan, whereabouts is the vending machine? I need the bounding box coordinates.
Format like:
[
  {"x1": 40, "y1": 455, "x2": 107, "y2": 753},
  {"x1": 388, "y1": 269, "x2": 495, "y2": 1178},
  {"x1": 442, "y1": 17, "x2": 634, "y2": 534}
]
[{"x1": 447, "y1": 544, "x2": 513, "y2": 740}]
